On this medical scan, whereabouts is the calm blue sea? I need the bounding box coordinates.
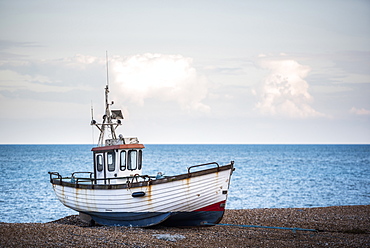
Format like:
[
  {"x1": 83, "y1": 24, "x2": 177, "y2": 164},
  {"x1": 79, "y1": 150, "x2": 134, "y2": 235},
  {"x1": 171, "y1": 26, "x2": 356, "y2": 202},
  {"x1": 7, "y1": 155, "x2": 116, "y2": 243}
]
[{"x1": 0, "y1": 144, "x2": 369, "y2": 223}]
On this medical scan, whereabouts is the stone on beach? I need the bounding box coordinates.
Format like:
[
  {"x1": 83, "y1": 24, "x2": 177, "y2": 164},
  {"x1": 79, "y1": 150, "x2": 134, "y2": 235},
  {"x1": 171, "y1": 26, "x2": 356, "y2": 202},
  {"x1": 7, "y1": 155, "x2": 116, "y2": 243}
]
[{"x1": 0, "y1": 205, "x2": 369, "y2": 247}]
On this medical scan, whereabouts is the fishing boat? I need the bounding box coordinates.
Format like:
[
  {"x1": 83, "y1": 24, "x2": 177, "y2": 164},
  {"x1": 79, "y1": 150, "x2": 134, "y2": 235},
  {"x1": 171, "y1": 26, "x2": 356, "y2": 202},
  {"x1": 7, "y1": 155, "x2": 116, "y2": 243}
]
[{"x1": 48, "y1": 83, "x2": 235, "y2": 227}]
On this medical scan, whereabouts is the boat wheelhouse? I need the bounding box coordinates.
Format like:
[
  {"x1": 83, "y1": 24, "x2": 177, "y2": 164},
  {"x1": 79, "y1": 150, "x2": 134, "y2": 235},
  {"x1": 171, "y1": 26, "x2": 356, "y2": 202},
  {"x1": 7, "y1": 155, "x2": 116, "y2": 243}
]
[{"x1": 92, "y1": 142, "x2": 144, "y2": 185}]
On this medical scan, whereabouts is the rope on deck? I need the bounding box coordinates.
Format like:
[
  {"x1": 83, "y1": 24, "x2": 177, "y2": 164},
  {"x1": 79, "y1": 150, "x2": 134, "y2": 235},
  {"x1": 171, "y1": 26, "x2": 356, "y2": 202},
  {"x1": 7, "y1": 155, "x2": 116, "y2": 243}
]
[{"x1": 204, "y1": 223, "x2": 318, "y2": 233}]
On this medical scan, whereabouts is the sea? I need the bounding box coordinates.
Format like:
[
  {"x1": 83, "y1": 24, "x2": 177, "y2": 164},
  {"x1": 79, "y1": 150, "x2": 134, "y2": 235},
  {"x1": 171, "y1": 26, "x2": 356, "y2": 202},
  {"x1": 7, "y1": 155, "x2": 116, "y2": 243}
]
[{"x1": 0, "y1": 144, "x2": 369, "y2": 223}]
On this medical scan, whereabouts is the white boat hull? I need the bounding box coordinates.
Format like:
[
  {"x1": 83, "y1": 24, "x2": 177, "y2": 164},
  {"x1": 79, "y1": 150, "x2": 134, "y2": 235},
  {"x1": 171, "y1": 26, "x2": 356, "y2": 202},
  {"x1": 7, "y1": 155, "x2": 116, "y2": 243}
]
[{"x1": 50, "y1": 163, "x2": 234, "y2": 227}]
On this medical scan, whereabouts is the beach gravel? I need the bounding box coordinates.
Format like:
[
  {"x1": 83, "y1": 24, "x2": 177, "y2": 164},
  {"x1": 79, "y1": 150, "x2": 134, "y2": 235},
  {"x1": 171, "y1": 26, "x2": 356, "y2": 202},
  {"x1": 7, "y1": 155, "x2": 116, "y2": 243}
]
[{"x1": 1, "y1": 205, "x2": 369, "y2": 247}]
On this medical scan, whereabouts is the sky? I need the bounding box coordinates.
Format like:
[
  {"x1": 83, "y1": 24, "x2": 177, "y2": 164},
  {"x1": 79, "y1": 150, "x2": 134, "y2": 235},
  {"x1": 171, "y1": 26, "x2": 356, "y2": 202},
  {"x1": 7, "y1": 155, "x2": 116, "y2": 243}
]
[{"x1": 0, "y1": 0, "x2": 369, "y2": 144}]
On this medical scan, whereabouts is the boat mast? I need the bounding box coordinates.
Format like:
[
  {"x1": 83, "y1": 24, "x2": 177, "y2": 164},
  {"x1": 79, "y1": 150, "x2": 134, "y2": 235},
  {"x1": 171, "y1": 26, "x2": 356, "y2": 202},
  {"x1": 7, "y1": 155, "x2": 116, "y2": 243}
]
[{"x1": 91, "y1": 52, "x2": 122, "y2": 146}]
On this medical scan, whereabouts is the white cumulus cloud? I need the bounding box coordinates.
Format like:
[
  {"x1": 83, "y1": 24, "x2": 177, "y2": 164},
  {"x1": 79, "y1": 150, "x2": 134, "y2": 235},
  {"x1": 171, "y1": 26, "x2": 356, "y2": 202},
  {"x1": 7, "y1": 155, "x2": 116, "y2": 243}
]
[
  {"x1": 111, "y1": 53, "x2": 210, "y2": 113},
  {"x1": 350, "y1": 107, "x2": 370, "y2": 115},
  {"x1": 255, "y1": 58, "x2": 324, "y2": 118}
]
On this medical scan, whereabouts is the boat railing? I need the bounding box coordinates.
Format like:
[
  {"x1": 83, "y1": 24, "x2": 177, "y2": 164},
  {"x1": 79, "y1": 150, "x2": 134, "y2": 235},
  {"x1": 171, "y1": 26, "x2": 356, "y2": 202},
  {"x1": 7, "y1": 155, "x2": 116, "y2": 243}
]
[
  {"x1": 49, "y1": 161, "x2": 233, "y2": 186},
  {"x1": 72, "y1": 172, "x2": 94, "y2": 178},
  {"x1": 48, "y1": 171, "x2": 62, "y2": 180},
  {"x1": 187, "y1": 162, "x2": 220, "y2": 176},
  {"x1": 48, "y1": 171, "x2": 156, "y2": 186},
  {"x1": 79, "y1": 175, "x2": 155, "y2": 186}
]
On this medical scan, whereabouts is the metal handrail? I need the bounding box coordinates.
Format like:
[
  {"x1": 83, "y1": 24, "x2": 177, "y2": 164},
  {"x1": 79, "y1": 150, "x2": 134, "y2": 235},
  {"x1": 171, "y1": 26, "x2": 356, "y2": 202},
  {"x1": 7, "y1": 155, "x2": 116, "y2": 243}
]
[
  {"x1": 72, "y1": 172, "x2": 94, "y2": 178},
  {"x1": 187, "y1": 162, "x2": 220, "y2": 175},
  {"x1": 48, "y1": 171, "x2": 62, "y2": 180}
]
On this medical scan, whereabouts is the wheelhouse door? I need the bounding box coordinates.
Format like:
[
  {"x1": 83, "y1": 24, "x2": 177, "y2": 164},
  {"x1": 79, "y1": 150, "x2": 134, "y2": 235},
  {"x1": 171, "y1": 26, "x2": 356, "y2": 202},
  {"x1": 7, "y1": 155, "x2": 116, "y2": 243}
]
[
  {"x1": 105, "y1": 150, "x2": 117, "y2": 184},
  {"x1": 94, "y1": 152, "x2": 105, "y2": 184}
]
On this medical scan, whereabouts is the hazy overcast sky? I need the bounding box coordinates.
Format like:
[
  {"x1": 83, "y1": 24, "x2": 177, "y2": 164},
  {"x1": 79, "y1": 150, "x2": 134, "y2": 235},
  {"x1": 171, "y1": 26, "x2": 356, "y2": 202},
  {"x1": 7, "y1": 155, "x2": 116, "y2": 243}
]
[{"x1": 1, "y1": 0, "x2": 369, "y2": 144}]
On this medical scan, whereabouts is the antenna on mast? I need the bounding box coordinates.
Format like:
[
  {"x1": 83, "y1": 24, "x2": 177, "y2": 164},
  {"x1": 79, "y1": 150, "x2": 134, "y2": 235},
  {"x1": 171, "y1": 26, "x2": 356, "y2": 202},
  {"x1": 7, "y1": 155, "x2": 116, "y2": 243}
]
[
  {"x1": 106, "y1": 51, "x2": 109, "y2": 88},
  {"x1": 90, "y1": 100, "x2": 96, "y2": 145},
  {"x1": 90, "y1": 100, "x2": 95, "y2": 124}
]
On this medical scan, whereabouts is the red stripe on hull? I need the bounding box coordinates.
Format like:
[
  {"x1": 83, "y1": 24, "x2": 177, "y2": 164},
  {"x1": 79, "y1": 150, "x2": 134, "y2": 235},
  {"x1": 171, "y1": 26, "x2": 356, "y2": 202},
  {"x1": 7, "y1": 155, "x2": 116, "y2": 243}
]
[{"x1": 194, "y1": 200, "x2": 226, "y2": 212}]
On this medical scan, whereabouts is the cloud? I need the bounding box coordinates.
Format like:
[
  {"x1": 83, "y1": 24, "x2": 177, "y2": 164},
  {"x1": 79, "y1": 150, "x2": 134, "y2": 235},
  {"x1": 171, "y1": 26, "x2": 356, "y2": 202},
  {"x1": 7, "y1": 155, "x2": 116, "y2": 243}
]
[
  {"x1": 111, "y1": 53, "x2": 210, "y2": 113},
  {"x1": 0, "y1": 69, "x2": 61, "y2": 92},
  {"x1": 0, "y1": 53, "x2": 210, "y2": 114},
  {"x1": 0, "y1": 54, "x2": 104, "y2": 105},
  {"x1": 255, "y1": 57, "x2": 324, "y2": 118},
  {"x1": 350, "y1": 107, "x2": 370, "y2": 116},
  {"x1": 61, "y1": 54, "x2": 102, "y2": 70}
]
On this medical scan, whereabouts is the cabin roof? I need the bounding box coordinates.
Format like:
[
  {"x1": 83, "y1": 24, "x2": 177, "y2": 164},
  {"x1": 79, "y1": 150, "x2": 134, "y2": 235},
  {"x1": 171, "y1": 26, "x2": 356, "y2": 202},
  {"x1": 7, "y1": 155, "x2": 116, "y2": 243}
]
[{"x1": 91, "y1": 144, "x2": 145, "y2": 151}]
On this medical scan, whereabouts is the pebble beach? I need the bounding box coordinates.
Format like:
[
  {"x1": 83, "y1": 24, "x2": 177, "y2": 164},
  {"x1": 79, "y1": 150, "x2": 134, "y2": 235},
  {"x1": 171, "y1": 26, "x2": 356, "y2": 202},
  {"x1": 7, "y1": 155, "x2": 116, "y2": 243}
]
[{"x1": 1, "y1": 205, "x2": 369, "y2": 247}]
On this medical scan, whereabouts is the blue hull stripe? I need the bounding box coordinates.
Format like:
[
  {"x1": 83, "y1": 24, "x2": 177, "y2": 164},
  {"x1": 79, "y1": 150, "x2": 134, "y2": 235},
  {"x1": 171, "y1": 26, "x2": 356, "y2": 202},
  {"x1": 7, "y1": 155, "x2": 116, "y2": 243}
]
[
  {"x1": 84, "y1": 211, "x2": 224, "y2": 227},
  {"x1": 85, "y1": 211, "x2": 172, "y2": 227}
]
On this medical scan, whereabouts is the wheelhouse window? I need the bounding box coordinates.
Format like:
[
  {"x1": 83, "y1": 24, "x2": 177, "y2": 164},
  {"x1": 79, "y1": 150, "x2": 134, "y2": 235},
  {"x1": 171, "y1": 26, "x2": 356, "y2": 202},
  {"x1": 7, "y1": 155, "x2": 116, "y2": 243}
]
[
  {"x1": 96, "y1": 154, "x2": 103, "y2": 172},
  {"x1": 107, "y1": 151, "x2": 115, "y2": 172},
  {"x1": 120, "y1": 150, "x2": 126, "y2": 171},
  {"x1": 138, "y1": 150, "x2": 142, "y2": 170},
  {"x1": 128, "y1": 150, "x2": 137, "y2": 170}
]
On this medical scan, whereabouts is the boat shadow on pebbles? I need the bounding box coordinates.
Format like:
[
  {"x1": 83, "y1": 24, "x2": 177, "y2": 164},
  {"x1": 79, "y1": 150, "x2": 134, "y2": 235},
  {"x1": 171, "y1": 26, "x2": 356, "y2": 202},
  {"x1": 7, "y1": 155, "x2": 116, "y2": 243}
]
[{"x1": 50, "y1": 215, "x2": 91, "y2": 227}]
